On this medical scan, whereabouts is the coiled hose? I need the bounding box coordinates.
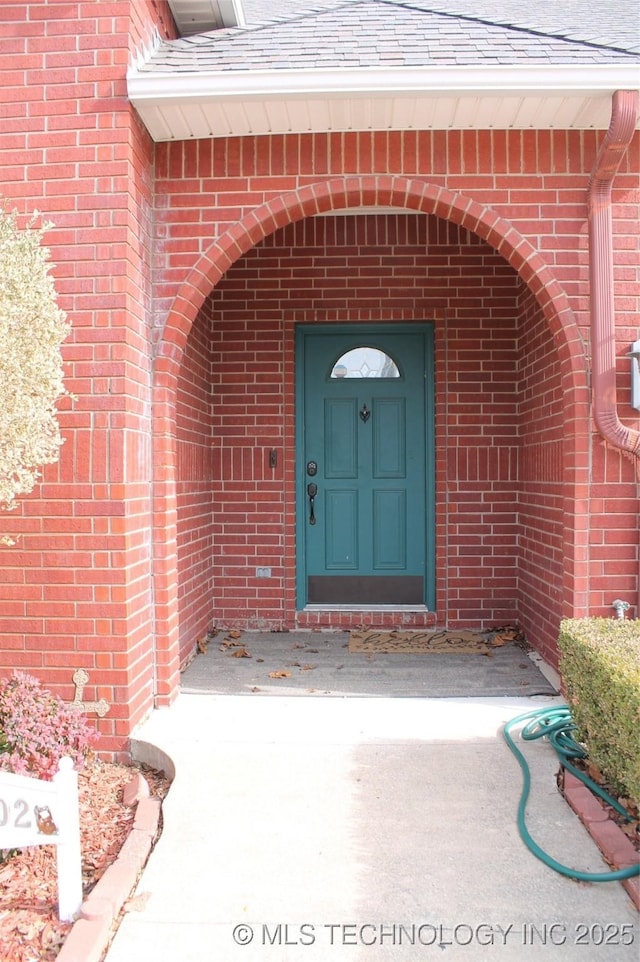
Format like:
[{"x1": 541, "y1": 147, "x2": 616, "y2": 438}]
[{"x1": 503, "y1": 705, "x2": 639, "y2": 882}]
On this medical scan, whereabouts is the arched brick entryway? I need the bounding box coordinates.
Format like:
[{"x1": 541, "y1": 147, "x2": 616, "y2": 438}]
[{"x1": 151, "y1": 175, "x2": 588, "y2": 704}]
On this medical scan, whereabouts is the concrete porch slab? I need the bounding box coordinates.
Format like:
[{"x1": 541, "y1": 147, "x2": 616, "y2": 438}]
[{"x1": 180, "y1": 630, "x2": 559, "y2": 698}]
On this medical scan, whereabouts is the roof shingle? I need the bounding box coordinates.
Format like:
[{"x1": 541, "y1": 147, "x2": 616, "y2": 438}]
[{"x1": 142, "y1": 0, "x2": 640, "y2": 73}]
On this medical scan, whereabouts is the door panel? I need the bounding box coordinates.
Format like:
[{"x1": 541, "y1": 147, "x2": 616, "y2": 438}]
[
  {"x1": 373, "y1": 489, "x2": 406, "y2": 568},
  {"x1": 373, "y1": 398, "x2": 405, "y2": 477},
  {"x1": 325, "y1": 489, "x2": 358, "y2": 569},
  {"x1": 297, "y1": 325, "x2": 434, "y2": 607},
  {"x1": 324, "y1": 399, "x2": 357, "y2": 477}
]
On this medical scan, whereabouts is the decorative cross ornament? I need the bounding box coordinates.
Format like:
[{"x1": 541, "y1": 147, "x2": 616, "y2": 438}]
[{"x1": 71, "y1": 668, "x2": 110, "y2": 717}]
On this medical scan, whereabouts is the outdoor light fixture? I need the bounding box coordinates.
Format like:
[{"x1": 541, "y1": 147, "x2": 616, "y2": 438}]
[{"x1": 628, "y1": 338, "x2": 640, "y2": 412}]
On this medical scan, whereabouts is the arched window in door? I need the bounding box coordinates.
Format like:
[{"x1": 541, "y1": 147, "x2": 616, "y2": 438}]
[{"x1": 330, "y1": 347, "x2": 400, "y2": 379}]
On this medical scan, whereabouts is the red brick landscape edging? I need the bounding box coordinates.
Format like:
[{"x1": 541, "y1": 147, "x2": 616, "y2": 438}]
[
  {"x1": 57, "y1": 773, "x2": 161, "y2": 962},
  {"x1": 562, "y1": 769, "x2": 639, "y2": 911}
]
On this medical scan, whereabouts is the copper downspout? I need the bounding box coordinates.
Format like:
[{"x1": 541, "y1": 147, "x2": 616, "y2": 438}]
[{"x1": 588, "y1": 88, "x2": 640, "y2": 456}]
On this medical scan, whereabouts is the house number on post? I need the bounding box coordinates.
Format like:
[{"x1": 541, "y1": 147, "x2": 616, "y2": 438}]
[
  {"x1": 0, "y1": 758, "x2": 82, "y2": 921},
  {"x1": 0, "y1": 796, "x2": 49, "y2": 831}
]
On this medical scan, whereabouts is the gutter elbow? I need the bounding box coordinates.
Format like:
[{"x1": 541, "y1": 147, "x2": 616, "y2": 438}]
[{"x1": 594, "y1": 406, "x2": 640, "y2": 457}]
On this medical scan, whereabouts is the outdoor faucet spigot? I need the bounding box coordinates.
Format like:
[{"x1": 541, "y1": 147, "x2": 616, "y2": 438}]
[{"x1": 611, "y1": 599, "x2": 630, "y2": 620}]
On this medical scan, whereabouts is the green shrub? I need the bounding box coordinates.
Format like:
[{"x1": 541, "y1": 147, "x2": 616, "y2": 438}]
[{"x1": 558, "y1": 617, "x2": 640, "y2": 807}]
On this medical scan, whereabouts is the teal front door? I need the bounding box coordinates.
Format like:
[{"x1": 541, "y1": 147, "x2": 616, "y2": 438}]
[{"x1": 296, "y1": 325, "x2": 434, "y2": 607}]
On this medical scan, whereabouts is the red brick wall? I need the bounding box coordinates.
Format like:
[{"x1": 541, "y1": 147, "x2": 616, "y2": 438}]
[
  {"x1": 587, "y1": 150, "x2": 640, "y2": 620},
  {"x1": 517, "y1": 286, "x2": 565, "y2": 664},
  {"x1": 172, "y1": 214, "x2": 569, "y2": 651},
  {"x1": 176, "y1": 301, "x2": 216, "y2": 664},
  {"x1": 1, "y1": 0, "x2": 638, "y2": 749},
  {"x1": 439, "y1": 248, "x2": 521, "y2": 630},
  {"x1": 155, "y1": 131, "x2": 638, "y2": 672},
  {"x1": 153, "y1": 130, "x2": 604, "y2": 307},
  {"x1": 0, "y1": 0, "x2": 175, "y2": 754}
]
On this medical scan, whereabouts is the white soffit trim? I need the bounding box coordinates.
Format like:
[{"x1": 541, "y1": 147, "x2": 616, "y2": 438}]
[{"x1": 127, "y1": 65, "x2": 640, "y2": 141}]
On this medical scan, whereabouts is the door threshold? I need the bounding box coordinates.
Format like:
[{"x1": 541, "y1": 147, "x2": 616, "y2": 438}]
[{"x1": 303, "y1": 604, "x2": 430, "y2": 612}]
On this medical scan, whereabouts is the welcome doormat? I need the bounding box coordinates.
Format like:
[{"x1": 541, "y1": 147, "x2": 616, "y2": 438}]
[{"x1": 349, "y1": 627, "x2": 521, "y2": 655}]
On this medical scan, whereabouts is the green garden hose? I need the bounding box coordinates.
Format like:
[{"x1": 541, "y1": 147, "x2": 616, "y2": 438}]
[{"x1": 503, "y1": 705, "x2": 640, "y2": 882}]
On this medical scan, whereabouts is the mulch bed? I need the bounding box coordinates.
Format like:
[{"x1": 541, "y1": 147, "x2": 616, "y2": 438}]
[{"x1": 0, "y1": 758, "x2": 170, "y2": 962}]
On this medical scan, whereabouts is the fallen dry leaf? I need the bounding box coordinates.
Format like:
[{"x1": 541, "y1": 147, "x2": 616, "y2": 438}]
[
  {"x1": 299, "y1": 664, "x2": 317, "y2": 671},
  {"x1": 230, "y1": 648, "x2": 252, "y2": 658},
  {"x1": 268, "y1": 670, "x2": 291, "y2": 678},
  {"x1": 123, "y1": 891, "x2": 151, "y2": 913},
  {"x1": 227, "y1": 629, "x2": 243, "y2": 639},
  {"x1": 620, "y1": 821, "x2": 639, "y2": 841}
]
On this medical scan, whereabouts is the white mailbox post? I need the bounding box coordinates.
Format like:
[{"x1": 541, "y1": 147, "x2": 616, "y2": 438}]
[{"x1": 0, "y1": 757, "x2": 82, "y2": 921}]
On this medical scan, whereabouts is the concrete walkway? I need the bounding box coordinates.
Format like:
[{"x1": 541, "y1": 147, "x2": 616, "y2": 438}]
[{"x1": 105, "y1": 691, "x2": 638, "y2": 961}]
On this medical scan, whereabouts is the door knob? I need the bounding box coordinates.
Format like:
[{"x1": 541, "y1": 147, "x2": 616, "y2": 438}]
[{"x1": 307, "y1": 482, "x2": 317, "y2": 525}]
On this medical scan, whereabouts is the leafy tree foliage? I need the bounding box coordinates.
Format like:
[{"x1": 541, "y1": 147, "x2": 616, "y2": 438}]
[{"x1": 0, "y1": 207, "x2": 70, "y2": 541}]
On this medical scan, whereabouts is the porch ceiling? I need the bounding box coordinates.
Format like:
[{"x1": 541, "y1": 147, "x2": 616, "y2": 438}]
[{"x1": 128, "y1": 65, "x2": 639, "y2": 142}]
